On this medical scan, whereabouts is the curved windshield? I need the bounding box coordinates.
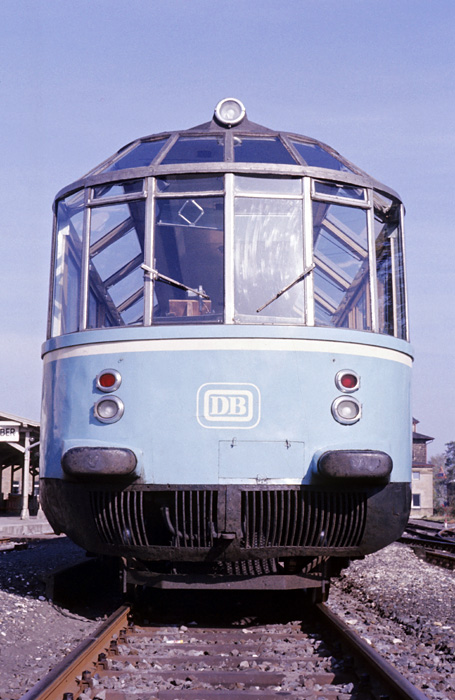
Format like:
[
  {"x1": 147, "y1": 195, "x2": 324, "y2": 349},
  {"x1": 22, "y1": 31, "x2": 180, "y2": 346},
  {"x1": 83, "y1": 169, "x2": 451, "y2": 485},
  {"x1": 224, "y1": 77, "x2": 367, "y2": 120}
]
[{"x1": 49, "y1": 175, "x2": 407, "y2": 339}]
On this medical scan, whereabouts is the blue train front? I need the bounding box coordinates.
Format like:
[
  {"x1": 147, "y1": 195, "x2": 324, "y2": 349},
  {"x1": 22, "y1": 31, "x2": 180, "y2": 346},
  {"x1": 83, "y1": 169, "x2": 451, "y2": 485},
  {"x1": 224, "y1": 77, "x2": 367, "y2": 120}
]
[{"x1": 40, "y1": 99, "x2": 413, "y2": 594}]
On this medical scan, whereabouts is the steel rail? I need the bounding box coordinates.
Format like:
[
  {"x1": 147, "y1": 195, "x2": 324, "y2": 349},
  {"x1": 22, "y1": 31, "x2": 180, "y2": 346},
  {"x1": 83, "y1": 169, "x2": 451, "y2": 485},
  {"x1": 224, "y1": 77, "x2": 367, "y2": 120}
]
[
  {"x1": 316, "y1": 603, "x2": 430, "y2": 700},
  {"x1": 400, "y1": 534, "x2": 455, "y2": 555},
  {"x1": 421, "y1": 548, "x2": 455, "y2": 568},
  {"x1": 19, "y1": 604, "x2": 131, "y2": 700}
]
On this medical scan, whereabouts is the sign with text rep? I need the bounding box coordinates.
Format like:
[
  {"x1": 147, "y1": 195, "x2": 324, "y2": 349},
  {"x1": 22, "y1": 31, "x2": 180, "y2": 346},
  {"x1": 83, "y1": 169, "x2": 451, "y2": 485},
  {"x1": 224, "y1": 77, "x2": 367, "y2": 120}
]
[
  {"x1": 0, "y1": 422, "x2": 20, "y2": 442},
  {"x1": 197, "y1": 383, "x2": 261, "y2": 429}
]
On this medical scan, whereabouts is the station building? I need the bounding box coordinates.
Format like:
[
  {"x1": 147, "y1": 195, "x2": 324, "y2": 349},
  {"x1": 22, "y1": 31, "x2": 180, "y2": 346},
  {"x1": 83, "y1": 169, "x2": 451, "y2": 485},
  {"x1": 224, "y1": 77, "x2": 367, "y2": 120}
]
[
  {"x1": 411, "y1": 418, "x2": 434, "y2": 518},
  {"x1": 0, "y1": 411, "x2": 40, "y2": 518}
]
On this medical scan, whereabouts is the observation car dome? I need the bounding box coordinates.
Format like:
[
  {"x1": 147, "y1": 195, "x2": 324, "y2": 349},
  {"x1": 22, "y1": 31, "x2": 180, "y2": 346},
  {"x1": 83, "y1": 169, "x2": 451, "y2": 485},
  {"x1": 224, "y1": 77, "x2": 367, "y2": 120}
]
[
  {"x1": 56, "y1": 97, "x2": 396, "y2": 198},
  {"x1": 51, "y1": 98, "x2": 406, "y2": 340}
]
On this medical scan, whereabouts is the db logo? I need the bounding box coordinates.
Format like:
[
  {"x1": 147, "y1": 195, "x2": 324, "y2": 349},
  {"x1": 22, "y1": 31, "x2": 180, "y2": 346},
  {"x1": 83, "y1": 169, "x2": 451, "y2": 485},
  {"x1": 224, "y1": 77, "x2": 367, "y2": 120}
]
[{"x1": 197, "y1": 383, "x2": 261, "y2": 429}]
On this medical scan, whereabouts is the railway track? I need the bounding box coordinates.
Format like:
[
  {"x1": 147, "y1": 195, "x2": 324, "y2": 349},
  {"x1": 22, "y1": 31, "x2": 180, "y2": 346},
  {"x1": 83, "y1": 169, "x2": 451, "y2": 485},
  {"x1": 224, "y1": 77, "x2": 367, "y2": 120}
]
[
  {"x1": 400, "y1": 521, "x2": 455, "y2": 569},
  {"x1": 20, "y1": 599, "x2": 430, "y2": 700}
]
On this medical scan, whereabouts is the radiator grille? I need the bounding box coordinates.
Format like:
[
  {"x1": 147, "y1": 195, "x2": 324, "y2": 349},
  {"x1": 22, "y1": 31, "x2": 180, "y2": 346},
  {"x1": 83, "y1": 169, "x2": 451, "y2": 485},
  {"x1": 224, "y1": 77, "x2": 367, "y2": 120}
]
[
  {"x1": 241, "y1": 490, "x2": 366, "y2": 548},
  {"x1": 90, "y1": 488, "x2": 366, "y2": 550},
  {"x1": 90, "y1": 489, "x2": 218, "y2": 548},
  {"x1": 90, "y1": 490, "x2": 148, "y2": 547},
  {"x1": 165, "y1": 490, "x2": 218, "y2": 548}
]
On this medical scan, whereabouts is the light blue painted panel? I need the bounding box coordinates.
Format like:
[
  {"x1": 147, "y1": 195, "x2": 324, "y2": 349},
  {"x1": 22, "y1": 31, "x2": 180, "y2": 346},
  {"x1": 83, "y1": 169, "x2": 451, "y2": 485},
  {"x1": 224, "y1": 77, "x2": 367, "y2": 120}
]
[
  {"x1": 41, "y1": 329, "x2": 412, "y2": 486},
  {"x1": 218, "y1": 440, "x2": 305, "y2": 480}
]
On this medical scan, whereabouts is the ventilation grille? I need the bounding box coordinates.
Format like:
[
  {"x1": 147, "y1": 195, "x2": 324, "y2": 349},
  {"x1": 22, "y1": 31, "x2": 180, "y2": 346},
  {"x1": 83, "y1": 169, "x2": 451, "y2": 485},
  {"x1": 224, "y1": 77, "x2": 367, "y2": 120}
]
[
  {"x1": 90, "y1": 489, "x2": 218, "y2": 548},
  {"x1": 163, "y1": 490, "x2": 218, "y2": 548},
  {"x1": 90, "y1": 490, "x2": 148, "y2": 547},
  {"x1": 241, "y1": 490, "x2": 366, "y2": 548},
  {"x1": 90, "y1": 488, "x2": 366, "y2": 550}
]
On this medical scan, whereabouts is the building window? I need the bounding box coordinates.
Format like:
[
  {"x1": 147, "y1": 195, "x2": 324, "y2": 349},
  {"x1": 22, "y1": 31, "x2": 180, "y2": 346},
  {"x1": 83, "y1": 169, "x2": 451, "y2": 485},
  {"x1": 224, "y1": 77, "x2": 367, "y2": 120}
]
[
  {"x1": 412, "y1": 493, "x2": 421, "y2": 508},
  {"x1": 412, "y1": 471, "x2": 421, "y2": 480}
]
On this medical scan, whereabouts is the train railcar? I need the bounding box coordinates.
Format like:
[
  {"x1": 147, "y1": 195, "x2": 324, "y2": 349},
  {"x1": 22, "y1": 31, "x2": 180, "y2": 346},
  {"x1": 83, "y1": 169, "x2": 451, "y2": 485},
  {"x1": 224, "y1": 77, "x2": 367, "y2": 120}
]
[{"x1": 40, "y1": 98, "x2": 413, "y2": 597}]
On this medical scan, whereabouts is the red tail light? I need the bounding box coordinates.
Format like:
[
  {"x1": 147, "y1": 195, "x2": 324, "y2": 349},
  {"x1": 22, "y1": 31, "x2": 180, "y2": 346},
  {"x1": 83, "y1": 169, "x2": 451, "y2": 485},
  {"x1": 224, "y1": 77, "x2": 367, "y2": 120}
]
[
  {"x1": 335, "y1": 370, "x2": 360, "y2": 393},
  {"x1": 96, "y1": 369, "x2": 122, "y2": 393}
]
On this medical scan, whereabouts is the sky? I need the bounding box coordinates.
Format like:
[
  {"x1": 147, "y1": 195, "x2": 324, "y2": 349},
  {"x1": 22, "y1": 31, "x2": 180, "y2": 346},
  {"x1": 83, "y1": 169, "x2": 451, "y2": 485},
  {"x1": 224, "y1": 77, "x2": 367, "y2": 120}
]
[{"x1": 0, "y1": 0, "x2": 453, "y2": 456}]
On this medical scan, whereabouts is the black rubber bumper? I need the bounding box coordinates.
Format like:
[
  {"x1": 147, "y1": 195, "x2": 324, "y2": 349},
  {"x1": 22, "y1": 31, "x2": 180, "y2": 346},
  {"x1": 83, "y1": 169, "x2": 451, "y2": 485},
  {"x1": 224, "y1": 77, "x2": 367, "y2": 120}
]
[
  {"x1": 61, "y1": 446, "x2": 137, "y2": 477},
  {"x1": 318, "y1": 450, "x2": 393, "y2": 481}
]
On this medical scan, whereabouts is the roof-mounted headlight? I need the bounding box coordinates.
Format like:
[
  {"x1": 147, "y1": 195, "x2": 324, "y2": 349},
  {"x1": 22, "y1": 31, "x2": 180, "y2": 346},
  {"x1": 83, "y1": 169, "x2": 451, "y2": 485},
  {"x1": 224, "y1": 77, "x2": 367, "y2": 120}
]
[{"x1": 214, "y1": 98, "x2": 246, "y2": 127}]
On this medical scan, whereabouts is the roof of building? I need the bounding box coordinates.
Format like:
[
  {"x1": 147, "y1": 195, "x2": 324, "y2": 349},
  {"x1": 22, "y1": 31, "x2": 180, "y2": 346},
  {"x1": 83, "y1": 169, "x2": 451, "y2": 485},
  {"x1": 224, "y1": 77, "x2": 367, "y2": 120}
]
[
  {"x1": 412, "y1": 462, "x2": 434, "y2": 469},
  {"x1": 0, "y1": 411, "x2": 39, "y2": 429},
  {"x1": 413, "y1": 431, "x2": 434, "y2": 443}
]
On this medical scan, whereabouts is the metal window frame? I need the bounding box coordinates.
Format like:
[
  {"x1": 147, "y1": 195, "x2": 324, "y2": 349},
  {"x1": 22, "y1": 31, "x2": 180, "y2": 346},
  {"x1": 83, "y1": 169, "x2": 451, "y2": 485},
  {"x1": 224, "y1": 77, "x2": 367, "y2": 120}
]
[
  {"x1": 224, "y1": 173, "x2": 235, "y2": 323},
  {"x1": 151, "y1": 177, "x2": 227, "y2": 325},
  {"x1": 48, "y1": 169, "x2": 407, "y2": 340},
  {"x1": 49, "y1": 191, "x2": 86, "y2": 338},
  {"x1": 384, "y1": 202, "x2": 409, "y2": 341},
  {"x1": 81, "y1": 184, "x2": 148, "y2": 331},
  {"x1": 79, "y1": 189, "x2": 91, "y2": 330},
  {"x1": 366, "y1": 191, "x2": 379, "y2": 333},
  {"x1": 47, "y1": 207, "x2": 59, "y2": 339},
  {"x1": 87, "y1": 189, "x2": 147, "y2": 208},
  {"x1": 303, "y1": 177, "x2": 314, "y2": 326},
  {"x1": 311, "y1": 179, "x2": 370, "y2": 207},
  {"x1": 311, "y1": 187, "x2": 377, "y2": 333},
  {"x1": 399, "y1": 204, "x2": 410, "y2": 341},
  {"x1": 86, "y1": 137, "x2": 172, "y2": 177},
  {"x1": 144, "y1": 176, "x2": 155, "y2": 326},
  {"x1": 389, "y1": 220, "x2": 399, "y2": 339},
  {"x1": 371, "y1": 193, "x2": 408, "y2": 341}
]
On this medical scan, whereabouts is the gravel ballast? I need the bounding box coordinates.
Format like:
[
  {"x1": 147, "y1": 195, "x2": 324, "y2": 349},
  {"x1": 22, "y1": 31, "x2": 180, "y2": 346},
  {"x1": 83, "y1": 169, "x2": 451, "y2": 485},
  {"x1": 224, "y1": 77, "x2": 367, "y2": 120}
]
[
  {"x1": 0, "y1": 537, "x2": 454, "y2": 699},
  {"x1": 0, "y1": 537, "x2": 101, "y2": 699},
  {"x1": 328, "y1": 543, "x2": 455, "y2": 699}
]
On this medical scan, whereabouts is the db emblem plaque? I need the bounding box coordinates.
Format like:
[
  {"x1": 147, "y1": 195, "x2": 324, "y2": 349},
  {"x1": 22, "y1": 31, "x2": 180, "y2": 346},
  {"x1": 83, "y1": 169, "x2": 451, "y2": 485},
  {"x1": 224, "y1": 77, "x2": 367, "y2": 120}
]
[{"x1": 197, "y1": 383, "x2": 261, "y2": 429}]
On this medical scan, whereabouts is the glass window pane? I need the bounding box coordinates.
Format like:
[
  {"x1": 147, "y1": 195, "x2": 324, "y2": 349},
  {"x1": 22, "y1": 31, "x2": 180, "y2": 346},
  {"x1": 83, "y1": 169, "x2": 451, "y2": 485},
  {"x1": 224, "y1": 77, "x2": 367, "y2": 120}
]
[
  {"x1": 153, "y1": 197, "x2": 224, "y2": 323},
  {"x1": 393, "y1": 223, "x2": 407, "y2": 339},
  {"x1": 313, "y1": 181, "x2": 366, "y2": 201},
  {"x1": 156, "y1": 175, "x2": 224, "y2": 193},
  {"x1": 90, "y1": 203, "x2": 134, "y2": 245},
  {"x1": 93, "y1": 180, "x2": 144, "y2": 199},
  {"x1": 93, "y1": 229, "x2": 141, "y2": 281},
  {"x1": 88, "y1": 200, "x2": 145, "y2": 328},
  {"x1": 290, "y1": 140, "x2": 353, "y2": 172},
  {"x1": 104, "y1": 139, "x2": 168, "y2": 172},
  {"x1": 51, "y1": 190, "x2": 85, "y2": 336},
  {"x1": 234, "y1": 198, "x2": 305, "y2": 321},
  {"x1": 161, "y1": 137, "x2": 224, "y2": 165},
  {"x1": 233, "y1": 137, "x2": 297, "y2": 164},
  {"x1": 375, "y1": 196, "x2": 407, "y2": 339},
  {"x1": 235, "y1": 175, "x2": 301, "y2": 195},
  {"x1": 313, "y1": 202, "x2": 370, "y2": 329}
]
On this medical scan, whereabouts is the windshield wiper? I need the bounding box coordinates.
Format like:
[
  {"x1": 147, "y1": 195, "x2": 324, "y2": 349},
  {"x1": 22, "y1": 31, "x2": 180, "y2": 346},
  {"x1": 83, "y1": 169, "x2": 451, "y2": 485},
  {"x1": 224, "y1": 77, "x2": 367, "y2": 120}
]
[
  {"x1": 141, "y1": 264, "x2": 209, "y2": 299},
  {"x1": 256, "y1": 263, "x2": 315, "y2": 313}
]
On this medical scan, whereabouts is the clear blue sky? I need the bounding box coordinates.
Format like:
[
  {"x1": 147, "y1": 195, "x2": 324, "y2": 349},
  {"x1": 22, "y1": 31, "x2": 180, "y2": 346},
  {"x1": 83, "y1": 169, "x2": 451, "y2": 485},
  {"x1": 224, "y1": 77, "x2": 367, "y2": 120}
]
[{"x1": 0, "y1": 0, "x2": 453, "y2": 456}]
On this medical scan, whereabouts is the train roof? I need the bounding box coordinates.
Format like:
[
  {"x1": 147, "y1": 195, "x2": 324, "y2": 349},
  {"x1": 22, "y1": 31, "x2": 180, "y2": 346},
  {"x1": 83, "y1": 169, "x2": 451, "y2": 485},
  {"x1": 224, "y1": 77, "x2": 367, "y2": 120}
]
[{"x1": 55, "y1": 98, "x2": 402, "y2": 203}]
